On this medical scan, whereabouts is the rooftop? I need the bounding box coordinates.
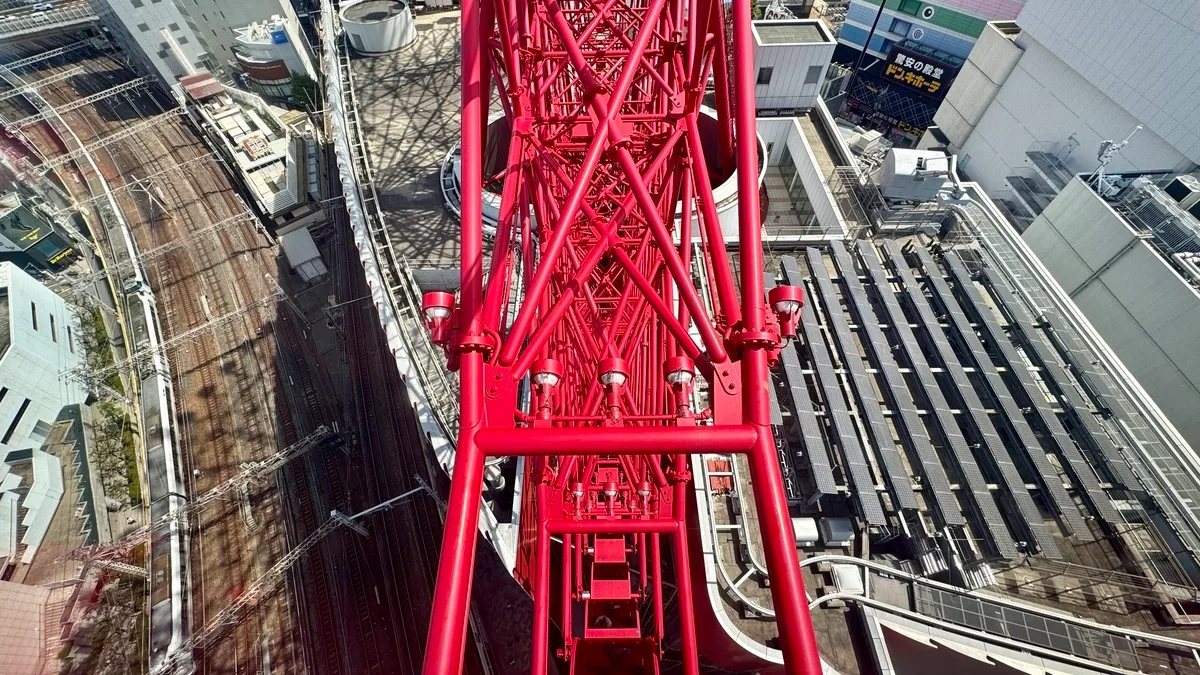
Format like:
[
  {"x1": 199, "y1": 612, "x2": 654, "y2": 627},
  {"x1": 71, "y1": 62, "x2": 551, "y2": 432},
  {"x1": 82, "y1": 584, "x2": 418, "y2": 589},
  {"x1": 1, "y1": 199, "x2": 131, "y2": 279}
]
[
  {"x1": 752, "y1": 19, "x2": 832, "y2": 45},
  {"x1": 190, "y1": 87, "x2": 305, "y2": 216},
  {"x1": 342, "y1": 0, "x2": 408, "y2": 22}
]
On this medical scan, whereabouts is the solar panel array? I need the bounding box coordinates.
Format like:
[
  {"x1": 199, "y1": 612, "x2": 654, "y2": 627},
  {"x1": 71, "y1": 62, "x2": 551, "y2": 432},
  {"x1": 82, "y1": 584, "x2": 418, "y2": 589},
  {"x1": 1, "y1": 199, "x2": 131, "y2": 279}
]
[
  {"x1": 943, "y1": 252, "x2": 1121, "y2": 530},
  {"x1": 1038, "y1": 307, "x2": 1142, "y2": 488},
  {"x1": 768, "y1": 273, "x2": 841, "y2": 499},
  {"x1": 783, "y1": 256, "x2": 888, "y2": 526},
  {"x1": 881, "y1": 242, "x2": 1060, "y2": 558},
  {"x1": 830, "y1": 241, "x2": 964, "y2": 527},
  {"x1": 764, "y1": 273, "x2": 803, "y2": 505},
  {"x1": 915, "y1": 248, "x2": 1094, "y2": 542},
  {"x1": 857, "y1": 241, "x2": 1018, "y2": 558},
  {"x1": 980, "y1": 270, "x2": 1141, "y2": 490},
  {"x1": 805, "y1": 248, "x2": 918, "y2": 511}
]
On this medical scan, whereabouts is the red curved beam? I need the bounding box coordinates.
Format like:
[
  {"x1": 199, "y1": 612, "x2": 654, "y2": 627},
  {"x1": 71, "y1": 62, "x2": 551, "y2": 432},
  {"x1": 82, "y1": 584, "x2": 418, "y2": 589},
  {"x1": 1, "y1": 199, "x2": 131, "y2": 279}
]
[{"x1": 420, "y1": 0, "x2": 823, "y2": 671}]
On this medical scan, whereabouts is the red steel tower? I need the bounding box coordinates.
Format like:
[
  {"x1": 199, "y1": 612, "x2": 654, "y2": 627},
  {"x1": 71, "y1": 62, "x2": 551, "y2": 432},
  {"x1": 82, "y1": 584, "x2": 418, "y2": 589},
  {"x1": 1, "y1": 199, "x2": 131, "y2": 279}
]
[{"x1": 420, "y1": 0, "x2": 821, "y2": 670}]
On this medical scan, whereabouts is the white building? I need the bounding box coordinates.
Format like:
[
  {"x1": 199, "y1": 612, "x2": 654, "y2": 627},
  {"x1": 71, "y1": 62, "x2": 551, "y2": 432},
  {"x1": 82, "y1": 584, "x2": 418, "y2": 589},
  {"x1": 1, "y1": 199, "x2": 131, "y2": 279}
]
[
  {"x1": 101, "y1": 0, "x2": 214, "y2": 83},
  {"x1": 233, "y1": 15, "x2": 318, "y2": 97},
  {"x1": 924, "y1": 2, "x2": 1198, "y2": 205},
  {"x1": 752, "y1": 19, "x2": 836, "y2": 113},
  {"x1": 922, "y1": 0, "x2": 1200, "y2": 451},
  {"x1": 100, "y1": 0, "x2": 310, "y2": 85},
  {"x1": 184, "y1": 74, "x2": 324, "y2": 224},
  {"x1": 0, "y1": 263, "x2": 85, "y2": 568}
]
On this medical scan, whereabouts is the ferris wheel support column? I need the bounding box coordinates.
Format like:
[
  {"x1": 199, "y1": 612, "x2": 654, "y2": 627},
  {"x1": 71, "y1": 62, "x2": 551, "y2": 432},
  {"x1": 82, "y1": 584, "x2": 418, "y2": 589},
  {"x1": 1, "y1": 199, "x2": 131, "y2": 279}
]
[
  {"x1": 422, "y1": 0, "x2": 488, "y2": 672},
  {"x1": 728, "y1": 0, "x2": 823, "y2": 672}
]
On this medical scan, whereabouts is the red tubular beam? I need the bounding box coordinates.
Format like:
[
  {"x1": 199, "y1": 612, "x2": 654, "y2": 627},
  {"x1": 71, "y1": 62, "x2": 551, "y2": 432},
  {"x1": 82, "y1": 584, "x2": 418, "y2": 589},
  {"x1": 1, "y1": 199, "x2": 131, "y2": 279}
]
[
  {"x1": 728, "y1": 0, "x2": 823, "y2": 671},
  {"x1": 532, "y1": 483, "x2": 552, "y2": 674},
  {"x1": 672, "y1": 453, "x2": 700, "y2": 675},
  {"x1": 547, "y1": 519, "x2": 680, "y2": 534},
  {"x1": 473, "y1": 425, "x2": 758, "y2": 456},
  {"x1": 421, "y1": 2, "x2": 487, "y2": 674}
]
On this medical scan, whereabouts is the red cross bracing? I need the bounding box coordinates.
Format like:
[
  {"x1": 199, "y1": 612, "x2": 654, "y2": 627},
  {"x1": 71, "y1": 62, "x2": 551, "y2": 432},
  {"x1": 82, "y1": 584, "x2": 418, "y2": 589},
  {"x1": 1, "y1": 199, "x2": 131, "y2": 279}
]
[{"x1": 418, "y1": 0, "x2": 821, "y2": 671}]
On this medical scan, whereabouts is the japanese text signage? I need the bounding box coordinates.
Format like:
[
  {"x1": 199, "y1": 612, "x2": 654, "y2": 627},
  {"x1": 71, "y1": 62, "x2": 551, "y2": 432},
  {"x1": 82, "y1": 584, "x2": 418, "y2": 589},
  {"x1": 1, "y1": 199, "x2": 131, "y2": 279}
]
[{"x1": 883, "y1": 45, "x2": 956, "y2": 98}]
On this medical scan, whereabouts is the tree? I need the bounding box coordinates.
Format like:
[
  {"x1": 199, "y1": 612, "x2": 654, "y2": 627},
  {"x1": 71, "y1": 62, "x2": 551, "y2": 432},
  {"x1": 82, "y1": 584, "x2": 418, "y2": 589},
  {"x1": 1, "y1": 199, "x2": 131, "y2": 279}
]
[
  {"x1": 291, "y1": 72, "x2": 320, "y2": 110},
  {"x1": 750, "y1": 0, "x2": 762, "y2": 19}
]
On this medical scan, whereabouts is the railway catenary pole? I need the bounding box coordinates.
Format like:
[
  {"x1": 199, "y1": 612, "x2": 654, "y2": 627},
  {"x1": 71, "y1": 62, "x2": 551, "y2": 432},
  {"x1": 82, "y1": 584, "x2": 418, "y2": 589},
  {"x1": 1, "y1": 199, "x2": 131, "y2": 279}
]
[{"x1": 420, "y1": 0, "x2": 822, "y2": 671}]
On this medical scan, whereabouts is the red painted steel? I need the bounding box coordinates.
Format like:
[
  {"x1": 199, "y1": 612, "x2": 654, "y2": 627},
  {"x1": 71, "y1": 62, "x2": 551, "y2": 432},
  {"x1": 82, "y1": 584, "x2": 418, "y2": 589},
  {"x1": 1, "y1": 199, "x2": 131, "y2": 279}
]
[{"x1": 420, "y1": 0, "x2": 821, "y2": 671}]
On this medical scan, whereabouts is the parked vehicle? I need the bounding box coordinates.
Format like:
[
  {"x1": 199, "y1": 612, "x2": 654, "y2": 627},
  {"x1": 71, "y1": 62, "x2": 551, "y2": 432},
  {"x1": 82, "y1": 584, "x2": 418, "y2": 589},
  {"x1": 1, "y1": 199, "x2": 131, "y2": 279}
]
[{"x1": 32, "y1": 3, "x2": 53, "y2": 10}]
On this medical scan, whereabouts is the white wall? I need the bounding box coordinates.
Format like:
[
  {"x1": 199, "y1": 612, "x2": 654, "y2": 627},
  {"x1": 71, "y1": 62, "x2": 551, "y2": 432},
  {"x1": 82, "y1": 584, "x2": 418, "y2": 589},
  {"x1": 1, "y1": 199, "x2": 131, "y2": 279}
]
[
  {"x1": 752, "y1": 22, "x2": 835, "y2": 112},
  {"x1": 1018, "y1": 0, "x2": 1200, "y2": 166},
  {"x1": 101, "y1": 0, "x2": 210, "y2": 83},
  {"x1": 175, "y1": 0, "x2": 306, "y2": 75},
  {"x1": 0, "y1": 264, "x2": 86, "y2": 455},
  {"x1": 934, "y1": 22, "x2": 1023, "y2": 148},
  {"x1": 957, "y1": 36, "x2": 1194, "y2": 196},
  {"x1": 1023, "y1": 179, "x2": 1200, "y2": 451}
]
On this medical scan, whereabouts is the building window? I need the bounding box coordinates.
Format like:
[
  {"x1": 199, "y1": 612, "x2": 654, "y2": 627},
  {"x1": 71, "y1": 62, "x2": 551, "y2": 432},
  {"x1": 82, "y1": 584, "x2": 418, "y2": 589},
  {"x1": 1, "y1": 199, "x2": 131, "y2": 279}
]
[
  {"x1": 805, "y1": 65, "x2": 822, "y2": 84},
  {"x1": 890, "y1": 18, "x2": 912, "y2": 35},
  {"x1": 49, "y1": 314, "x2": 56, "y2": 342},
  {"x1": 211, "y1": 29, "x2": 217, "y2": 37},
  {"x1": 219, "y1": 10, "x2": 225, "y2": 18},
  {"x1": 898, "y1": 0, "x2": 921, "y2": 15},
  {"x1": 0, "y1": 388, "x2": 8, "y2": 405},
  {"x1": 3, "y1": 399, "x2": 31, "y2": 444},
  {"x1": 67, "y1": 326, "x2": 73, "y2": 353},
  {"x1": 757, "y1": 67, "x2": 773, "y2": 85},
  {"x1": 877, "y1": 38, "x2": 895, "y2": 55},
  {"x1": 30, "y1": 302, "x2": 36, "y2": 330},
  {"x1": 31, "y1": 419, "x2": 52, "y2": 441},
  {"x1": 130, "y1": 0, "x2": 143, "y2": 6},
  {"x1": 179, "y1": 36, "x2": 189, "y2": 44},
  {"x1": 137, "y1": 22, "x2": 149, "y2": 31},
  {"x1": 200, "y1": 13, "x2": 206, "y2": 20},
  {"x1": 168, "y1": 22, "x2": 179, "y2": 30}
]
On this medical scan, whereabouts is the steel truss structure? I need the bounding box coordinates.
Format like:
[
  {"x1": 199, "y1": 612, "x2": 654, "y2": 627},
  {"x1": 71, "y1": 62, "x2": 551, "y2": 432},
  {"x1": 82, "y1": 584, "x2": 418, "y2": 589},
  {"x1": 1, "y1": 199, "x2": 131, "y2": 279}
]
[{"x1": 420, "y1": 0, "x2": 821, "y2": 671}]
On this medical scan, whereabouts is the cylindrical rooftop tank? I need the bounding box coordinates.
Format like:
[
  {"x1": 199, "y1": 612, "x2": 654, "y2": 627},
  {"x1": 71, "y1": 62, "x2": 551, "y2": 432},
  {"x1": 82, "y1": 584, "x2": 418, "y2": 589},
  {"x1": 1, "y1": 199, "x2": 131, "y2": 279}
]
[{"x1": 340, "y1": 0, "x2": 416, "y2": 55}]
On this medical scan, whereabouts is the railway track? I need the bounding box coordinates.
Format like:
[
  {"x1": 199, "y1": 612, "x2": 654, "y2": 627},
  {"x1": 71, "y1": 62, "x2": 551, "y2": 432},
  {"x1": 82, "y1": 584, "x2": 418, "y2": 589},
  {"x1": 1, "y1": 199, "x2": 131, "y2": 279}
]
[
  {"x1": 0, "y1": 28, "x2": 493, "y2": 675},
  {"x1": 0, "y1": 34, "x2": 311, "y2": 674}
]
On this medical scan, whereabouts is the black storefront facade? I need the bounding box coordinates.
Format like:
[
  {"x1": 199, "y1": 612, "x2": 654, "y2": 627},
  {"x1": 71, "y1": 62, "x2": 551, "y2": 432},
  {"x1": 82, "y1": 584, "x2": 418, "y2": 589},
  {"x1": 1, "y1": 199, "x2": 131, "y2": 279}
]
[{"x1": 841, "y1": 40, "x2": 963, "y2": 147}]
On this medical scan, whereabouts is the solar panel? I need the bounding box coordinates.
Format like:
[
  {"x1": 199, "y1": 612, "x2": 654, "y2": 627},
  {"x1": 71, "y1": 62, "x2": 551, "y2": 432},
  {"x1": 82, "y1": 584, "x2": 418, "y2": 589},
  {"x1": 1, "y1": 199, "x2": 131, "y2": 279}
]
[
  {"x1": 980, "y1": 269, "x2": 1141, "y2": 490},
  {"x1": 782, "y1": 256, "x2": 888, "y2": 526},
  {"x1": 856, "y1": 241, "x2": 1018, "y2": 559},
  {"x1": 881, "y1": 242, "x2": 1060, "y2": 559},
  {"x1": 770, "y1": 269, "x2": 840, "y2": 499},
  {"x1": 806, "y1": 248, "x2": 918, "y2": 511},
  {"x1": 830, "y1": 241, "x2": 964, "y2": 526},
  {"x1": 764, "y1": 273, "x2": 803, "y2": 506},
  {"x1": 916, "y1": 248, "x2": 1095, "y2": 542},
  {"x1": 944, "y1": 253, "x2": 1120, "y2": 531}
]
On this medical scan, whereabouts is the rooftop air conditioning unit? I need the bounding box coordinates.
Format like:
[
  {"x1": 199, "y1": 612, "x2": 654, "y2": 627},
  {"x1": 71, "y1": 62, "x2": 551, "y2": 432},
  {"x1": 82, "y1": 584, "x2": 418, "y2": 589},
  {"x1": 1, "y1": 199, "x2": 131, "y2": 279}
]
[{"x1": 1165, "y1": 175, "x2": 1200, "y2": 209}]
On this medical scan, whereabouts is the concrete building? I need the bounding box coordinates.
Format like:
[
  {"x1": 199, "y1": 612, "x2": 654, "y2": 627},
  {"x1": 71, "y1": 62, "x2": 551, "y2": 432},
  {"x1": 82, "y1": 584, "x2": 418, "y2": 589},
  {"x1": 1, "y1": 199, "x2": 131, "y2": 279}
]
[
  {"x1": 834, "y1": 0, "x2": 1025, "y2": 143},
  {"x1": 0, "y1": 263, "x2": 87, "y2": 456},
  {"x1": 101, "y1": 0, "x2": 216, "y2": 84},
  {"x1": 1020, "y1": 174, "x2": 1200, "y2": 455},
  {"x1": 925, "y1": 2, "x2": 1199, "y2": 207},
  {"x1": 0, "y1": 263, "x2": 84, "y2": 570},
  {"x1": 183, "y1": 73, "x2": 324, "y2": 225},
  {"x1": 918, "y1": 0, "x2": 1200, "y2": 450},
  {"x1": 752, "y1": 19, "x2": 837, "y2": 114},
  {"x1": 838, "y1": 0, "x2": 1025, "y2": 62},
  {"x1": 99, "y1": 0, "x2": 310, "y2": 86},
  {"x1": 233, "y1": 15, "x2": 317, "y2": 97}
]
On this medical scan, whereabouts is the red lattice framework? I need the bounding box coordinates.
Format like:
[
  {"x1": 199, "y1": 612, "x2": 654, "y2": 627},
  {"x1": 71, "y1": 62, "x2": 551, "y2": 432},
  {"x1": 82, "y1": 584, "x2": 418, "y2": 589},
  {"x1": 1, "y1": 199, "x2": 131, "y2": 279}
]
[{"x1": 419, "y1": 0, "x2": 821, "y2": 671}]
